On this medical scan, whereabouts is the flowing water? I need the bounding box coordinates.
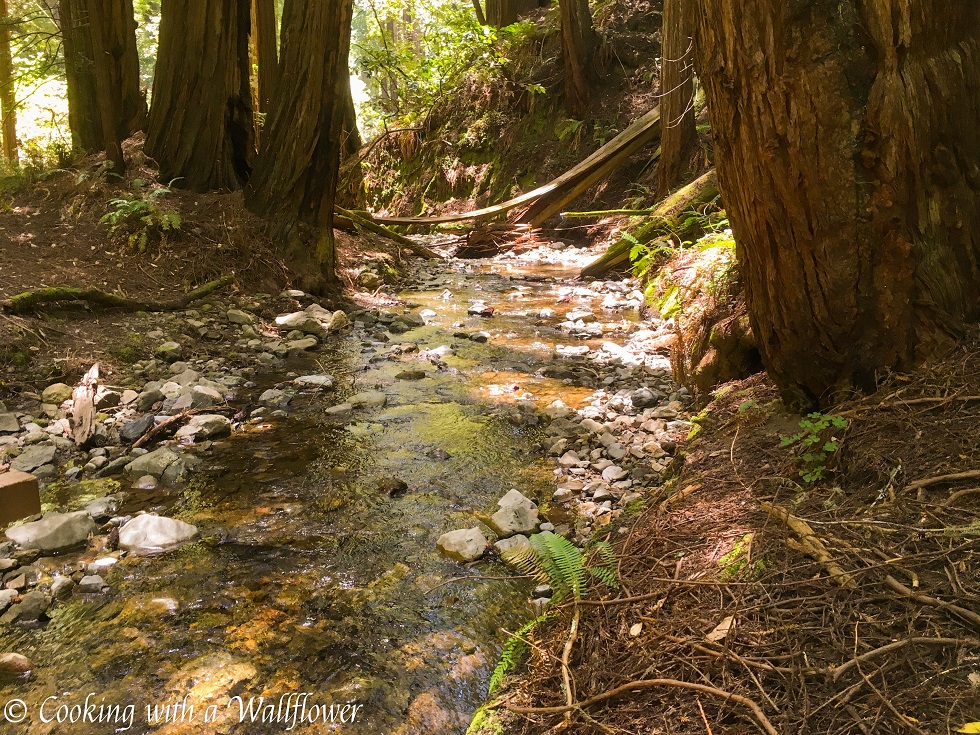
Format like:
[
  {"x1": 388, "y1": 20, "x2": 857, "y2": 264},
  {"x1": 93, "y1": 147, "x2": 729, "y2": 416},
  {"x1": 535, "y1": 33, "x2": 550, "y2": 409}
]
[{"x1": 0, "y1": 254, "x2": 644, "y2": 735}]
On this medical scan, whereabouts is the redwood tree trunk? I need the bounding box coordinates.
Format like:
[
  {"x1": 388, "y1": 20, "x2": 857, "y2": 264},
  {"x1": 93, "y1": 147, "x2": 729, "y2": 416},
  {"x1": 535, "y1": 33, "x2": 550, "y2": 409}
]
[
  {"x1": 250, "y1": 0, "x2": 277, "y2": 138},
  {"x1": 559, "y1": 0, "x2": 597, "y2": 116},
  {"x1": 60, "y1": 0, "x2": 144, "y2": 159},
  {"x1": 0, "y1": 0, "x2": 15, "y2": 162},
  {"x1": 694, "y1": 0, "x2": 980, "y2": 407},
  {"x1": 145, "y1": 0, "x2": 254, "y2": 191},
  {"x1": 244, "y1": 0, "x2": 353, "y2": 294},
  {"x1": 657, "y1": 0, "x2": 695, "y2": 194}
]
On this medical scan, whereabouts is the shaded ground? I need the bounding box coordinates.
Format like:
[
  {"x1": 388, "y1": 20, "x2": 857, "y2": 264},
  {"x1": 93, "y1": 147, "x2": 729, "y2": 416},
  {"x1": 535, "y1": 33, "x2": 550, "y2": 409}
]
[{"x1": 492, "y1": 344, "x2": 980, "y2": 734}]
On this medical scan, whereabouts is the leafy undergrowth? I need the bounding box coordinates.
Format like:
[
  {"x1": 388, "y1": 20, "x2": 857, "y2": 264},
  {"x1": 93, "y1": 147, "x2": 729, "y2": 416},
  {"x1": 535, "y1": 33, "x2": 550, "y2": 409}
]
[
  {"x1": 356, "y1": 0, "x2": 671, "y2": 229},
  {"x1": 489, "y1": 336, "x2": 980, "y2": 734}
]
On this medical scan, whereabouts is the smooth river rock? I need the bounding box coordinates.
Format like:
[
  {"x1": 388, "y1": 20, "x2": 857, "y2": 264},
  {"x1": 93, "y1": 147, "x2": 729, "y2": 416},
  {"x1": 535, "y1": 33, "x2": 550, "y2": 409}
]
[
  {"x1": 5, "y1": 511, "x2": 97, "y2": 552},
  {"x1": 118, "y1": 514, "x2": 199, "y2": 553},
  {"x1": 436, "y1": 527, "x2": 488, "y2": 562},
  {"x1": 487, "y1": 489, "x2": 540, "y2": 538}
]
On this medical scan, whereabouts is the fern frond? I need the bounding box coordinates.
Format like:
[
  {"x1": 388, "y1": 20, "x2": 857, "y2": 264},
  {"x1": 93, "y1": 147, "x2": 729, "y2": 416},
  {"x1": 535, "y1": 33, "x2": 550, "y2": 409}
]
[{"x1": 488, "y1": 615, "x2": 549, "y2": 694}]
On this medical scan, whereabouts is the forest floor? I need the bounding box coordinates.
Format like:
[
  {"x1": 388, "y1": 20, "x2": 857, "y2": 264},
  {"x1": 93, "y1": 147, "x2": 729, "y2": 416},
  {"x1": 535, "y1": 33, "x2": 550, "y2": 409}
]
[{"x1": 1, "y1": 148, "x2": 979, "y2": 735}]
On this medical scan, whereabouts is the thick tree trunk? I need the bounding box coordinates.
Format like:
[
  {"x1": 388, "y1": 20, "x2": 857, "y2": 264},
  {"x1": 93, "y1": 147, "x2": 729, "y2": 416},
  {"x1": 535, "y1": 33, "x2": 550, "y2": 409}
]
[
  {"x1": 0, "y1": 0, "x2": 15, "y2": 162},
  {"x1": 145, "y1": 0, "x2": 254, "y2": 192},
  {"x1": 657, "y1": 0, "x2": 695, "y2": 194},
  {"x1": 694, "y1": 0, "x2": 980, "y2": 407},
  {"x1": 559, "y1": 0, "x2": 597, "y2": 117},
  {"x1": 60, "y1": 0, "x2": 144, "y2": 159},
  {"x1": 486, "y1": 0, "x2": 536, "y2": 28},
  {"x1": 340, "y1": 71, "x2": 361, "y2": 158},
  {"x1": 244, "y1": 0, "x2": 353, "y2": 294},
  {"x1": 250, "y1": 0, "x2": 277, "y2": 141}
]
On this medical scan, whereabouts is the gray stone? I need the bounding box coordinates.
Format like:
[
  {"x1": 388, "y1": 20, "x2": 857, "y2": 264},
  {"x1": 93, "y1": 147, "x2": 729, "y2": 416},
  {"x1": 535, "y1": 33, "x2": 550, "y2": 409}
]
[
  {"x1": 5, "y1": 511, "x2": 97, "y2": 552},
  {"x1": 326, "y1": 310, "x2": 350, "y2": 332},
  {"x1": 136, "y1": 389, "x2": 165, "y2": 412},
  {"x1": 274, "y1": 312, "x2": 327, "y2": 337},
  {"x1": 488, "y1": 489, "x2": 540, "y2": 538},
  {"x1": 293, "y1": 374, "x2": 334, "y2": 389},
  {"x1": 118, "y1": 514, "x2": 199, "y2": 552},
  {"x1": 172, "y1": 369, "x2": 200, "y2": 386},
  {"x1": 50, "y1": 576, "x2": 74, "y2": 599},
  {"x1": 601, "y1": 465, "x2": 628, "y2": 482},
  {"x1": 0, "y1": 589, "x2": 15, "y2": 614},
  {"x1": 286, "y1": 336, "x2": 319, "y2": 353},
  {"x1": 94, "y1": 389, "x2": 121, "y2": 409},
  {"x1": 0, "y1": 414, "x2": 19, "y2": 433},
  {"x1": 258, "y1": 389, "x2": 288, "y2": 407},
  {"x1": 119, "y1": 415, "x2": 155, "y2": 443},
  {"x1": 227, "y1": 309, "x2": 254, "y2": 325},
  {"x1": 78, "y1": 575, "x2": 107, "y2": 594},
  {"x1": 175, "y1": 414, "x2": 231, "y2": 441},
  {"x1": 155, "y1": 342, "x2": 183, "y2": 361},
  {"x1": 349, "y1": 391, "x2": 387, "y2": 408},
  {"x1": 0, "y1": 591, "x2": 49, "y2": 624},
  {"x1": 125, "y1": 447, "x2": 180, "y2": 478},
  {"x1": 559, "y1": 451, "x2": 582, "y2": 467},
  {"x1": 436, "y1": 527, "x2": 488, "y2": 562},
  {"x1": 41, "y1": 383, "x2": 73, "y2": 405},
  {"x1": 323, "y1": 404, "x2": 353, "y2": 418},
  {"x1": 10, "y1": 444, "x2": 56, "y2": 472},
  {"x1": 190, "y1": 385, "x2": 224, "y2": 408},
  {"x1": 494, "y1": 534, "x2": 530, "y2": 559},
  {"x1": 84, "y1": 496, "x2": 121, "y2": 520}
]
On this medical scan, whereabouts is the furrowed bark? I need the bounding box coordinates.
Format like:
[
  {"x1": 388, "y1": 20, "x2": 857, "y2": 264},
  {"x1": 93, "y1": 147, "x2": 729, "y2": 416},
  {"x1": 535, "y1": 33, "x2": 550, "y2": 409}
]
[
  {"x1": 657, "y1": 0, "x2": 695, "y2": 193},
  {"x1": 0, "y1": 0, "x2": 16, "y2": 161}
]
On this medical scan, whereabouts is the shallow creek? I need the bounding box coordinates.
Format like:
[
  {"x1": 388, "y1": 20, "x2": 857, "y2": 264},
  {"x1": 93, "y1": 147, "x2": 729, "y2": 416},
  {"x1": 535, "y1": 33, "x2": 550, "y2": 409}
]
[{"x1": 0, "y1": 254, "x2": 647, "y2": 734}]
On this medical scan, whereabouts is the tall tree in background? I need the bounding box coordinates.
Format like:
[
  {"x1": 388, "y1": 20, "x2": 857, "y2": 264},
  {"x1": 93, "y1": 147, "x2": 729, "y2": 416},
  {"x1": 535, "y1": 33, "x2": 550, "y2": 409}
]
[
  {"x1": 244, "y1": 0, "x2": 353, "y2": 293},
  {"x1": 145, "y1": 0, "x2": 254, "y2": 191},
  {"x1": 558, "y1": 0, "x2": 597, "y2": 116},
  {"x1": 60, "y1": 0, "x2": 145, "y2": 168},
  {"x1": 0, "y1": 0, "x2": 15, "y2": 162},
  {"x1": 250, "y1": 0, "x2": 277, "y2": 141},
  {"x1": 656, "y1": 0, "x2": 695, "y2": 194},
  {"x1": 695, "y1": 0, "x2": 980, "y2": 407}
]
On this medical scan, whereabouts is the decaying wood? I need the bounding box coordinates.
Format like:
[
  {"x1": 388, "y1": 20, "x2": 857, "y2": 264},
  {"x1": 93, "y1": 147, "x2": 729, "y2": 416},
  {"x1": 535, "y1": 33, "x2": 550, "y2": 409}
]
[
  {"x1": 334, "y1": 206, "x2": 441, "y2": 259},
  {"x1": 761, "y1": 502, "x2": 857, "y2": 589},
  {"x1": 906, "y1": 469, "x2": 980, "y2": 493},
  {"x1": 71, "y1": 363, "x2": 99, "y2": 446},
  {"x1": 0, "y1": 275, "x2": 234, "y2": 314},
  {"x1": 579, "y1": 169, "x2": 720, "y2": 279},
  {"x1": 367, "y1": 107, "x2": 662, "y2": 227},
  {"x1": 883, "y1": 575, "x2": 980, "y2": 630}
]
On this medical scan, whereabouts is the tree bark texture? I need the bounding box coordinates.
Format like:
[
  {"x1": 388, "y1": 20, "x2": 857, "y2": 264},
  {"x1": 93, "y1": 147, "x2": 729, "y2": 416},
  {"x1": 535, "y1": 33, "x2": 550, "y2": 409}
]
[
  {"x1": 694, "y1": 0, "x2": 980, "y2": 407},
  {"x1": 559, "y1": 0, "x2": 597, "y2": 116},
  {"x1": 0, "y1": 0, "x2": 15, "y2": 161},
  {"x1": 244, "y1": 0, "x2": 353, "y2": 294},
  {"x1": 486, "y1": 0, "x2": 537, "y2": 28},
  {"x1": 657, "y1": 0, "x2": 695, "y2": 193},
  {"x1": 250, "y1": 0, "x2": 277, "y2": 137},
  {"x1": 145, "y1": 0, "x2": 254, "y2": 192},
  {"x1": 60, "y1": 0, "x2": 144, "y2": 159}
]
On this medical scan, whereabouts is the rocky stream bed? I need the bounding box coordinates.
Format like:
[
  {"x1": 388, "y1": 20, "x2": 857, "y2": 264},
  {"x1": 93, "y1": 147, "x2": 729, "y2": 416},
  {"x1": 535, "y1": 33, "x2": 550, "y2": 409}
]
[{"x1": 0, "y1": 242, "x2": 690, "y2": 734}]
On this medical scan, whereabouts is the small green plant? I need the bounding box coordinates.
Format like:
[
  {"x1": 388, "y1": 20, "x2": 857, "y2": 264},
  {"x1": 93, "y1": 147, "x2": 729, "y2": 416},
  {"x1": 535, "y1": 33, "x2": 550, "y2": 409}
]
[
  {"x1": 781, "y1": 412, "x2": 849, "y2": 483},
  {"x1": 487, "y1": 614, "x2": 547, "y2": 694},
  {"x1": 505, "y1": 532, "x2": 619, "y2": 603},
  {"x1": 100, "y1": 179, "x2": 181, "y2": 251}
]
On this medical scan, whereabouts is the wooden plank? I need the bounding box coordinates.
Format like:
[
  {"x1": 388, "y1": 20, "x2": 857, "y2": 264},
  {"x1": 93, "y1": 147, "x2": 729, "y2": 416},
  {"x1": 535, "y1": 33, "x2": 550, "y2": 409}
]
[{"x1": 365, "y1": 106, "x2": 661, "y2": 226}]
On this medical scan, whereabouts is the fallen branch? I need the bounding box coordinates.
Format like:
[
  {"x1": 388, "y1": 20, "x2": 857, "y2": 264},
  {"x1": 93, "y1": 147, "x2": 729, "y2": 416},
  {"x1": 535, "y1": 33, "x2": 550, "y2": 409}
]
[
  {"x1": 830, "y1": 637, "x2": 974, "y2": 682},
  {"x1": 1, "y1": 275, "x2": 235, "y2": 315},
  {"x1": 884, "y1": 575, "x2": 980, "y2": 630},
  {"x1": 503, "y1": 677, "x2": 778, "y2": 735},
  {"x1": 762, "y1": 502, "x2": 857, "y2": 589},
  {"x1": 335, "y1": 206, "x2": 441, "y2": 259},
  {"x1": 906, "y1": 469, "x2": 980, "y2": 493},
  {"x1": 132, "y1": 406, "x2": 234, "y2": 449}
]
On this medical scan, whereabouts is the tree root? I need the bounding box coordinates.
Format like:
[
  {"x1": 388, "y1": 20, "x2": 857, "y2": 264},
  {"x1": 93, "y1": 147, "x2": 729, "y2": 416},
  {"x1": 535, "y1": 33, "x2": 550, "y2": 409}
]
[
  {"x1": 0, "y1": 275, "x2": 235, "y2": 315},
  {"x1": 503, "y1": 676, "x2": 779, "y2": 735},
  {"x1": 761, "y1": 502, "x2": 857, "y2": 589}
]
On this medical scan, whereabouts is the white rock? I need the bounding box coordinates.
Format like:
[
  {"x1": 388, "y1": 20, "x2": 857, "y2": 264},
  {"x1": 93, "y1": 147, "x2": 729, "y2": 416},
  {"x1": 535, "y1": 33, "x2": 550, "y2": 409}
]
[
  {"x1": 5, "y1": 511, "x2": 97, "y2": 552},
  {"x1": 118, "y1": 514, "x2": 199, "y2": 553},
  {"x1": 436, "y1": 527, "x2": 488, "y2": 562},
  {"x1": 488, "y1": 489, "x2": 540, "y2": 538}
]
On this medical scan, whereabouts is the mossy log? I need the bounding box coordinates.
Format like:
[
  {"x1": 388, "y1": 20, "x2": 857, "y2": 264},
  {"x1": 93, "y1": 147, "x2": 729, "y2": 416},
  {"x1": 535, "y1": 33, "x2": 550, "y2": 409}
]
[
  {"x1": 335, "y1": 206, "x2": 441, "y2": 259},
  {"x1": 579, "y1": 169, "x2": 720, "y2": 279},
  {"x1": 0, "y1": 275, "x2": 234, "y2": 315}
]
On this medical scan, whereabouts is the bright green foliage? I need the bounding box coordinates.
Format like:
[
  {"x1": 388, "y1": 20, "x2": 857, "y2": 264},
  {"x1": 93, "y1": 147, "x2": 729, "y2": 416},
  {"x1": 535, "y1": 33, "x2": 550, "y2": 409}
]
[
  {"x1": 100, "y1": 179, "x2": 181, "y2": 251},
  {"x1": 487, "y1": 614, "x2": 547, "y2": 695},
  {"x1": 780, "y1": 412, "x2": 849, "y2": 483},
  {"x1": 351, "y1": 0, "x2": 541, "y2": 134},
  {"x1": 504, "y1": 532, "x2": 619, "y2": 603}
]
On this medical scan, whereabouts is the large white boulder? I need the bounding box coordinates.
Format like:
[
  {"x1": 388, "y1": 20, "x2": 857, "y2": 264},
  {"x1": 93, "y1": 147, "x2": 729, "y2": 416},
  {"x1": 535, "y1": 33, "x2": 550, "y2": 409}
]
[{"x1": 118, "y1": 514, "x2": 198, "y2": 553}]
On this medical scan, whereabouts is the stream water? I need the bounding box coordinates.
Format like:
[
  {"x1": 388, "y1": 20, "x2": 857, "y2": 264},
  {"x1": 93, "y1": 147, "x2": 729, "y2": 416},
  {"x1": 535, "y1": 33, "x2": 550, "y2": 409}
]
[{"x1": 0, "y1": 253, "x2": 645, "y2": 735}]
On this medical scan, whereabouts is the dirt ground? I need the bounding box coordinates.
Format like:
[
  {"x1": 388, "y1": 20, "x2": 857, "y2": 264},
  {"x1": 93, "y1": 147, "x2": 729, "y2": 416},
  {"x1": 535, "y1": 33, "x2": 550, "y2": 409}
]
[{"x1": 490, "y1": 345, "x2": 980, "y2": 734}]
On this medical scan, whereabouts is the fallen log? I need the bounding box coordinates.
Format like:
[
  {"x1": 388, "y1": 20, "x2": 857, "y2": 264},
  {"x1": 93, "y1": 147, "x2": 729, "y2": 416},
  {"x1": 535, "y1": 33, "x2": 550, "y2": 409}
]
[
  {"x1": 335, "y1": 206, "x2": 441, "y2": 259},
  {"x1": 0, "y1": 275, "x2": 235, "y2": 315},
  {"x1": 363, "y1": 106, "x2": 662, "y2": 227},
  {"x1": 579, "y1": 169, "x2": 720, "y2": 279}
]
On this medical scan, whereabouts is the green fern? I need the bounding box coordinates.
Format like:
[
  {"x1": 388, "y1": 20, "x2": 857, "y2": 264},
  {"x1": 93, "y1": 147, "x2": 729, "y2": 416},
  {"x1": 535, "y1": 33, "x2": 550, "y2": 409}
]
[
  {"x1": 488, "y1": 615, "x2": 547, "y2": 694},
  {"x1": 504, "y1": 532, "x2": 618, "y2": 603}
]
